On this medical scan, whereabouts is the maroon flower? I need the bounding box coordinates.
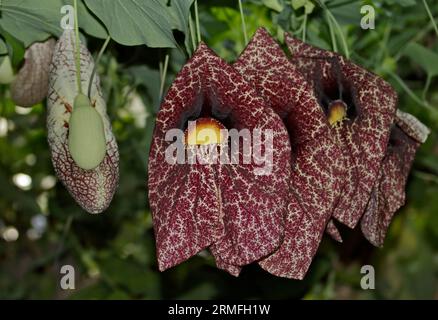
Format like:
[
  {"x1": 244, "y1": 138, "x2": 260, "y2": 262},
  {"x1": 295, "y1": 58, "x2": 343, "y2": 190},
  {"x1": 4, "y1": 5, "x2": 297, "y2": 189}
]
[
  {"x1": 285, "y1": 34, "x2": 398, "y2": 231},
  {"x1": 148, "y1": 43, "x2": 292, "y2": 272},
  {"x1": 361, "y1": 110, "x2": 429, "y2": 246},
  {"x1": 230, "y1": 28, "x2": 346, "y2": 279}
]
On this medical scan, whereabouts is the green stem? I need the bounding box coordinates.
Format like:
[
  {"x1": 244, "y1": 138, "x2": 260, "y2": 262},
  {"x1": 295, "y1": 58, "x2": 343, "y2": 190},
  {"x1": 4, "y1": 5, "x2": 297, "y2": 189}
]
[
  {"x1": 238, "y1": 0, "x2": 248, "y2": 45},
  {"x1": 422, "y1": 74, "x2": 432, "y2": 102},
  {"x1": 159, "y1": 54, "x2": 169, "y2": 100},
  {"x1": 422, "y1": 0, "x2": 438, "y2": 37},
  {"x1": 328, "y1": 10, "x2": 349, "y2": 58},
  {"x1": 55, "y1": 215, "x2": 74, "y2": 267},
  {"x1": 194, "y1": 0, "x2": 201, "y2": 43},
  {"x1": 188, "y1": 15, "x2": 196, "y2": 53},
  {"x1": 318, "y1": 0, "x2": 349, "y2": 58},
  {"x1": 73, "y1": 0, "x2": 82, "y2": 95},
  {"x1": 394, "y1": 23, "x2": 434, "y2": 62},
  {"x1": 326, "y1": 11, "x2": 337, "y2": 52},
  {"x1": 302, "y1": 14, "x2": 307, "y2": 42},
  {"x1": 413, "y1": 171, "x2": 438, "y2": 185},
  {"x1": 387, "y1": 70, "x2": 436, "y2": 115},
  {"x1": 88, "y1": 36, "x2": 111, "y2": 98}
]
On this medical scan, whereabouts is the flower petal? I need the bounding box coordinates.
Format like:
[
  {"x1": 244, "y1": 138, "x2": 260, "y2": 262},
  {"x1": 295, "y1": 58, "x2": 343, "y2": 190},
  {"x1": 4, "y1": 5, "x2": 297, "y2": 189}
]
[
  {"x1": 232, "y1": 28, "x2": 346, "y2": 279},
  {"x1": 285, "y1": 34, "x2": 397, "y2": 229},
  {"x1": 326, "y1": 220, "x2": 343, "y2": 243},
  {"x1": 361, "y1": 110, "x2": 430, "y2": 246},
  {"x1": 148, "y1": 43, "x2": 291, "y2": 271},
  {"x1": 47, "y1": 30, "x2": 119, "y2": 214},
  {"x1": 12, "y1": 39, "x2": 55, "y2": 107}
]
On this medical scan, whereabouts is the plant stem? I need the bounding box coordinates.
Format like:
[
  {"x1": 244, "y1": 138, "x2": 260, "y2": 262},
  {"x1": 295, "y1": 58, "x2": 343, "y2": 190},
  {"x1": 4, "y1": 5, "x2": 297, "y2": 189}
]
[
  {"x1": 422, "y1": 0, "x2": 438, "y2": 37},
  {"x1": 55, "y1": 214, "x2": 74, "y2": 268},
  {"x1": 159, "y1": 54, "x2": 169, "y2": 101},
  {"x1": 422, "y1": 74, "x2": 432, "y2": 102},
  {"x1": 326, "y1": 11, "x2": 338, "y2": 52},
  {"x1": 73, "y1": 0, "x2": 82, "y2": 95},
  {"x1": 188, "y1": 15, "x2": 196, "y2": 53},
  {"x1": 194, "y1": 0, "x2": 201, "y2": 43},
  {"x1": 302, "y1": 14, "x2": 307, "y2": 42},
  {"x1": 328, "y1": 11, "x2": 349, "y2": 58},
  {"x1": 317, "y1": 0, "x2": 350, "y2": 58},
  {"x1": 387, "y1": 70, "x2": 436, "y2": 115},
  {"x1": 238, "y1": 0, "x2": 248, "y2": 45},
  {"x1": 88, "y1": 36, "x2": 111, "y2": 98}
]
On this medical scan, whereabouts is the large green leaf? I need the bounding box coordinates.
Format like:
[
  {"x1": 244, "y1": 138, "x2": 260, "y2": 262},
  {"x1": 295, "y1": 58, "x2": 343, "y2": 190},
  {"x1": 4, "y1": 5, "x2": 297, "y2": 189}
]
[
  {"x1": 74, "y1": 0, "x2": 108, "y2": 39},
  {"x1": 166, "y1": 0, "x2": 194, "y2": 34},
  {"x1": 84, "y1": 0, "x2": 176, "y2": 47},
  {"x1": 404, "y1": 42, "x2": 438, "y2": 77},
  {"x1": 0, "y1": 0, "x2": 107, "y2": 46},
  {"x1": 0, "y1": 0, "x2": 63, "y2": 46}
]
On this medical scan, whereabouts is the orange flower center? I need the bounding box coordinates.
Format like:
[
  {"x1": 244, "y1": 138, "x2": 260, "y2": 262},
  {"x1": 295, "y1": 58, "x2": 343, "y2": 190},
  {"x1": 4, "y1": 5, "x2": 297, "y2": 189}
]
[{"x1": 184, "y1": 118, "x2": 226, "y2": 145}]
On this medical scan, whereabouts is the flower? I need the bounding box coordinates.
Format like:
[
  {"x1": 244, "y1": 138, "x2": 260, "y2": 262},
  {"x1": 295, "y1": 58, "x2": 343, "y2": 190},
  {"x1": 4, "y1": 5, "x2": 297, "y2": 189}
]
[
  {"x1": 11, "y1": 38, "x2": 55, "y2": 107},
  {"x1": 148, "y1": 43, "x2": 292, "y2": 272},
  {"x1": 231, "y1": 28, "x2": 346, "y2": 279},
  {"x1": 47, "y1": 30, "x2": 119, "y2": 214},
  {"x1": 361, "y1": 110, "x2": 430, "y2": 246},
  {"x1": 285, "y1": 34, "x2": 398, "y2": 230}
]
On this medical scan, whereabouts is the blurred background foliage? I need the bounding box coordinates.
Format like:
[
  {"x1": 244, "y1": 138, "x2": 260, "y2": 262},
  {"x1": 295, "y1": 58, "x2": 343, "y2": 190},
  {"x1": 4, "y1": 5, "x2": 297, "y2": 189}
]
[{"x1": 0, "y1": 0, "x2": 437, "y2": 299}]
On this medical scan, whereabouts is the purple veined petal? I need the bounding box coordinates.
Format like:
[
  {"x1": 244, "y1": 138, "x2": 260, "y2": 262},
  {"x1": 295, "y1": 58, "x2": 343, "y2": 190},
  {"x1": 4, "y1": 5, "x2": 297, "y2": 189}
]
[
  {"x1": 361, "y1": 110, "x2": 430, "y2": 246},
  {"x1": 285, "y1": 34, "x2": 397, "y2": 230},
  {"x1": 326, "y1": 219, "x2": 343, "y2": 243},
  {"x1": 229, "y1": 28, "x2": 346, "y2": 279},
  {"x1": 148, "y1": 42, "x2": 291, "y2": 272},
  {"x1": 11, "y1": 39, "x2": 56, "y2": 107},
  {"x1": 47, "y1": 30, "x2": 119, "y2": 214}
]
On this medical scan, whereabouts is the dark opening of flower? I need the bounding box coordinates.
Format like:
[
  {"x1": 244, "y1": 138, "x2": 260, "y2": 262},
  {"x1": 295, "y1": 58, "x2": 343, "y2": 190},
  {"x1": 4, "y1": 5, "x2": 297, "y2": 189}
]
[
  {"x1": 148, "y1": 42, "x2": 291, "y2": 272},
  {"x1": 285, "y1": 33, "x2": 398, "y2": 230}
]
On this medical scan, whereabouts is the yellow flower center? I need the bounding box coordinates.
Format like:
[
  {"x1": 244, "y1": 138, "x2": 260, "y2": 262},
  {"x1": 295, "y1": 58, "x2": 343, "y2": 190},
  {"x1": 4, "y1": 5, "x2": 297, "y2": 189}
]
[
  {"x1": 184, "y1": 118, "x2": 226, "y2": 145},
  {"x1": 328, "y1": 100, "x2": 348, "y2": 127}
]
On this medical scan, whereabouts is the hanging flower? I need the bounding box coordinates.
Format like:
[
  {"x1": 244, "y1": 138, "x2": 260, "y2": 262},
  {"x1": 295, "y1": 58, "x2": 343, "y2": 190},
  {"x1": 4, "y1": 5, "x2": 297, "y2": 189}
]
[
  {"x1": 47, "y1": 30, "x2": 119, "y2": 214},
  {"x1": 228, "y1": 28, "x2": 346, "y2": 279},
  {"x1": 148, "y1": 43, "x2": 292, "y2": 272},
  {"x1": 285, "y1": 34, "x2": 398, "y2": 231},
  {"x1": 361, "y1": 110, "x2": 430, "y2": 246},
  {"x1": 11, "y1": 39, "x2": 56, "y2": 107}
]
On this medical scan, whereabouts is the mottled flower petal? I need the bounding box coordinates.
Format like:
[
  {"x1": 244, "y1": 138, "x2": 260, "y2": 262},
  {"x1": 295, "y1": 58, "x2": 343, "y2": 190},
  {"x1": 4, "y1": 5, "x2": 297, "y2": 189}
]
[
  {"x1": 12, "y1": 39, "x2": 56, "y2": 107},
  {"x1": 326, "y1": 220, "x2": 343, "y2": 243},
  {"x1": 361, "y1": 110, "x2": 429, "y2": 246},
  {"x1": 285, "y1": 34, "x2": 397, "y2": 229},
  {"x1": 148, "y1": 43, "x2": 291, "y2": 271},
  {"x1": 232, "y1": 28, "x2": 346, "y2": 279},
  {"x1": 47, "y1": 30, "x2": 119, "y2": 214}
]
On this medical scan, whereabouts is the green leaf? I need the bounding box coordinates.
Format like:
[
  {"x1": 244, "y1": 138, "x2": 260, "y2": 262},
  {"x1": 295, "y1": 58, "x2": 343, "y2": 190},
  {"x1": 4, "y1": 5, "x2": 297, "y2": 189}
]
[
  {"x1": 166, "y1": 0, "x2": 194, "y2": 34},
  {"x1": 74, "y1": 0, "x2": 108, "y2": 39},
  {"x1": 397, "y1": 0, "x2": 417, "y2": 7},
  {"x1": 263, "y1": 0, "x2": 284, "y2": 12},
  {"x1": 0, "y1": 0, "x2": 107, "y2": 44},
  {"x1": 291, "y1": 0, "x2": 306, "y2": 10},
  {"x1": 0, "y1": 0, "x2": 63, "y2": 46},
  {"x1": 84, "y1": 0, "x2": 176, "y2": 47},
  {"x1": 0, "y1": 38, "x2": 8, "y2": 55},
  {"x1": 404, "y1": 42, "x2": 438, "y2": 77}
]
